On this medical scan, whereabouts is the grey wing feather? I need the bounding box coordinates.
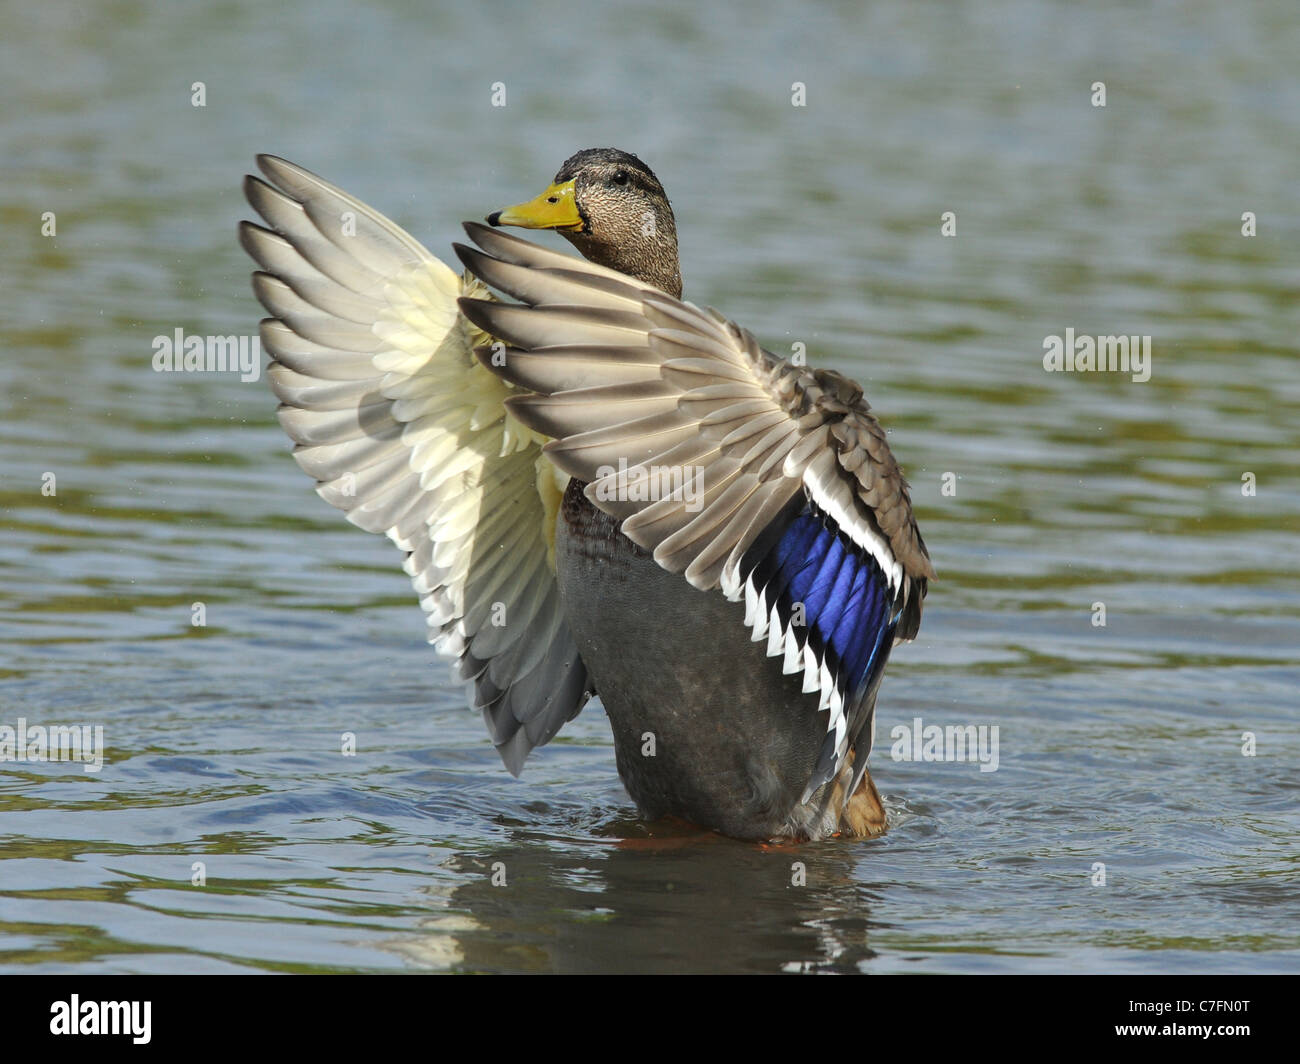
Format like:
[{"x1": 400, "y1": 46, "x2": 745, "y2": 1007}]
[
  {"x1": 242, "y1": 158, "x2": 594, "y2": 773},
  {"x1": 455, "y1": 220, "x2": 933, "y2": 796}
]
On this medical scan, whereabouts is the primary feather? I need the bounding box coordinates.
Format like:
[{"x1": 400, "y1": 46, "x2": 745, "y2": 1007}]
[{"x1": 243, "y1": 157, "x2": 593, "y2": 774}]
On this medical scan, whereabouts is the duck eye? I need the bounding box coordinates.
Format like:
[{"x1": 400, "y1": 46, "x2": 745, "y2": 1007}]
[{"x1": 611, "y1": 170, "x2": 629, "y2": 187}]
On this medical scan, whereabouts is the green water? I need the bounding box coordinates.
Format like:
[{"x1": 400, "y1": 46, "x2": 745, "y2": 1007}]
[{"x1": 0, "y1": 0, "x2": 1297, "y2": 972}]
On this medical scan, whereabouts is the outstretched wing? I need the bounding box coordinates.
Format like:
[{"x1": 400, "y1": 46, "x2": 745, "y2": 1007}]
[
  {"x1": 455, "y1": 222, "x2": 933, "y2": 801},
  {"x1": 241, "y1": 157, "x2": 593, "y2": 773}
]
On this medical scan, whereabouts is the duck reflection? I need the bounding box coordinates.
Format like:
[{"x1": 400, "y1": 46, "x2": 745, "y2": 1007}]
[{"x1": 406, "y1": 812, "x2": 887, "y2": 973}]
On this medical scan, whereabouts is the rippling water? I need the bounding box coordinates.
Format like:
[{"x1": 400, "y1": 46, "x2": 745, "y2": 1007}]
[{"x1": 1, "y1": 0, "x2": 1297, "y2": 973}]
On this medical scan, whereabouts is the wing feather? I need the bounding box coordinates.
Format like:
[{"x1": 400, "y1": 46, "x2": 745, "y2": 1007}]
[
  {"x1": 456, "y1": 221, "x2": 933, "y2": 797},
  {"x1": 243, "y1": 157, "x2": 593, "y2": 774}
]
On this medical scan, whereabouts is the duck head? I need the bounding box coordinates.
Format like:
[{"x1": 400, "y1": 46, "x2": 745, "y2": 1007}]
[{"x1": 487, "y1": 147, "x2": 682, "y2": 297}]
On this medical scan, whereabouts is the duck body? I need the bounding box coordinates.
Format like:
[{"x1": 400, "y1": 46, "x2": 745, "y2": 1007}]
[
  {"x1": 242, "y1": 148, "x2": 930, "y2": 842},
  {"x1": 557, "y1": 480, "x2": 839, "y2": 838}
]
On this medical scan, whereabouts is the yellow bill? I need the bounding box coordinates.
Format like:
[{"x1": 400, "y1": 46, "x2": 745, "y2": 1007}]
[{"x1": 487, "y1": 179, "x2": 583, "y2": 231}]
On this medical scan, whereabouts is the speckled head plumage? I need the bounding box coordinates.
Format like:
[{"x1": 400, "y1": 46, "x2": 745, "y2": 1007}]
[{"x1": 487, "y1": 147, "x2": 682, "y2": 297}]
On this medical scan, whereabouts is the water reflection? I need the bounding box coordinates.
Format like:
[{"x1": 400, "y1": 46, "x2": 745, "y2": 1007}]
[{"x1": 423, "y1": 824, "x2": 884, "y2": 974}]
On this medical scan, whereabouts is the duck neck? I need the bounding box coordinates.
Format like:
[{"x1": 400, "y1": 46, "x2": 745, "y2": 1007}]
[{"x1": 565, "y1": 224, "x2": 683, "y2": 298}]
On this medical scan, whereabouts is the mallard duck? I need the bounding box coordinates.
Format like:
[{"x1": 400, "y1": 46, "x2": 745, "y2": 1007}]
[{"x1": 241, "y1": 149, "x2": 933, "y2": 841}]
